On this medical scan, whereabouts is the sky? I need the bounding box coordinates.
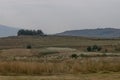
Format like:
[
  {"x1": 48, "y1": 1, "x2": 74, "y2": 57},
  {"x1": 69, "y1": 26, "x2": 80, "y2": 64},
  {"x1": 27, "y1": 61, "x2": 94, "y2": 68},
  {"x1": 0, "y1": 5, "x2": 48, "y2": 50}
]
[{"x1": 0, "y1": 0, "x2": 120, "y2": 34}]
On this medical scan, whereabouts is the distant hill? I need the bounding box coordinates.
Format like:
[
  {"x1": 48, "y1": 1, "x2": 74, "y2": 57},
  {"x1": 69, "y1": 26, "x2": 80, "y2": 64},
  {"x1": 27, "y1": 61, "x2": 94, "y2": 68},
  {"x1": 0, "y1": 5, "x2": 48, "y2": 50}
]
[
  {"x1": 0, "y1": 24, "x2": 19, "y2": 37},
  {"x1": 57, "y1": 28, "x2": 120, "y2": 38}
]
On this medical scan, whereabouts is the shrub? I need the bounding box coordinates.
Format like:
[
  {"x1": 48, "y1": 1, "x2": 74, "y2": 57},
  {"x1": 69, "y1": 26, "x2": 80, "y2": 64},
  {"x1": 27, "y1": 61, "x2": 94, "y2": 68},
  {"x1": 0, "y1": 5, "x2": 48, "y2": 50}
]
[
  {"x1": 87, "y1": 46, "x2": 92, "y2": 52},
  {"x1": 97, "y1": 47, "x2": 102, "y2": 51},
  {"x1": 87, "y1": 45, "x2": 102, "y2": 52},
  {"x1": 92, "y1": 45, "x2": 98, "y2": 51},
  {"x1": 26, "y1": 45, "x2": 32, "y2": 49},
  {"x1": 70, "y1": 54, "x2": 78, "y2": 59}
]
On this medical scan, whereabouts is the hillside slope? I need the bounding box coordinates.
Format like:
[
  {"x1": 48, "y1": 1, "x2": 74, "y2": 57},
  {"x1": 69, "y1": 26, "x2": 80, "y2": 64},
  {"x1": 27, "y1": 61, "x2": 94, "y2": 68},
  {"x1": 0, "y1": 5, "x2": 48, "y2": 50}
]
[
  {"x1": 57, "y1": 28, "x2": 120, "y2": 38},
  {"x1": 0, "y1": 24, "x2": 18, "y2": 37}
]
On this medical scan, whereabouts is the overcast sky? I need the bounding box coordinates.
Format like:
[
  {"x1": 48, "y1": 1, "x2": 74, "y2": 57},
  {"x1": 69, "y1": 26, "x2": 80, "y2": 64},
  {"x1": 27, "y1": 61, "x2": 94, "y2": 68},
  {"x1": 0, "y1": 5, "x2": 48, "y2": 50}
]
[{"x1": 0, "y1": 0, "x2": 120, "y2": 34}]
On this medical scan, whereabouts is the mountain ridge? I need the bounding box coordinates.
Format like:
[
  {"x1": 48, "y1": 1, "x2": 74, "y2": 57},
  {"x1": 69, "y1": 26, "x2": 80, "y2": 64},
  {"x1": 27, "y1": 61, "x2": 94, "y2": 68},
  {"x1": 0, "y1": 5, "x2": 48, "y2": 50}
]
[
  {"x1": 0, "y1": 24, "x2": 19, "y2": 37},
  {"x1": 57, "y1": 28, "x2": 120, "y2": 38}
]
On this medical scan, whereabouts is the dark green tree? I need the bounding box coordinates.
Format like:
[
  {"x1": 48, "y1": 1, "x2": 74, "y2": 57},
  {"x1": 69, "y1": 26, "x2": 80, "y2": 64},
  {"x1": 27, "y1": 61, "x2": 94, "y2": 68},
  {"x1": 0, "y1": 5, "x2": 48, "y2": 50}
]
[{"x1": 17, "y1": 29, "x2": 44, "y2": 36}]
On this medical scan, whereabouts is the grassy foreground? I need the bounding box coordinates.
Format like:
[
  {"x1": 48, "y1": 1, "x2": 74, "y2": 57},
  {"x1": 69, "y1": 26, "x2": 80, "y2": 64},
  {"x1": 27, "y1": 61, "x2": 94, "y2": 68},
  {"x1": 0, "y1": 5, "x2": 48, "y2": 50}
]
[
  {"x1": 0, "y1": 57, "x2": 119, "y2": 75},
  {"x1": 0, "y1": 73, "x2": 120, "y2": 80}
]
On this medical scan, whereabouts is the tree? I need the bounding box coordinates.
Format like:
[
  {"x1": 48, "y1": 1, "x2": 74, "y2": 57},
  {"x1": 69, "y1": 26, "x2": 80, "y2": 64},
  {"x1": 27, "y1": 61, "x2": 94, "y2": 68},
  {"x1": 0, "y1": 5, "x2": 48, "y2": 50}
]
[
  {"x1": 37, "y1": 30, "x2": 44, "y2": 36},
  {"x1": 17, "y1": 29, "x2": 44, "y2": 36},
  {"x1": 17, "y1": 29, "x2": 25, "y2": 36}
]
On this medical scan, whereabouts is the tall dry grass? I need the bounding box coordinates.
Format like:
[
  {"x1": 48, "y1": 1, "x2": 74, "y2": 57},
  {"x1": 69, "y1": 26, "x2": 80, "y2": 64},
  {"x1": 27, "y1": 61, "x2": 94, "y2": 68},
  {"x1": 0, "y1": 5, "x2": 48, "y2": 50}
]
[{"x1": 0, "y1": 58, "x2": 119, "y2": 75}]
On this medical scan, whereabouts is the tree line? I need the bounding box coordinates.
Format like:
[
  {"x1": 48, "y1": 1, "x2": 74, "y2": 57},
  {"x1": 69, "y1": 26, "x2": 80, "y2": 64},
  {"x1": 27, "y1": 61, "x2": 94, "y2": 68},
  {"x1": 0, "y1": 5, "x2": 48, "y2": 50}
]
[{"x1": 17, "y1": 29, "x2": 44, "y2": 36}]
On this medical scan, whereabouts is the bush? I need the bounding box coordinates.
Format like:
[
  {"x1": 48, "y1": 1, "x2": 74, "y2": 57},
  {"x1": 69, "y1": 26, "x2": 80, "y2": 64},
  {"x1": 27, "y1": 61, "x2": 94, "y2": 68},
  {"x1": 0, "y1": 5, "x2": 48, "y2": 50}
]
[
  {"x1": 92, "y1": 45, "x2": 98, "y2": 51},
  {"x1": 87, "y1": 45, "x2": 102, "y2": 52},
  {"x1": 97, "y1": 47, "x2": 102, "y2": 51},
  {"x1": 87, "y1": 46, "x2": 92, "y2": 52},
  {"x1": 70, "y1": 54, "x2": 78, "y2": 59},
  {"x1": 26, "y1": 45, "x2": 32, "y2": 49}
]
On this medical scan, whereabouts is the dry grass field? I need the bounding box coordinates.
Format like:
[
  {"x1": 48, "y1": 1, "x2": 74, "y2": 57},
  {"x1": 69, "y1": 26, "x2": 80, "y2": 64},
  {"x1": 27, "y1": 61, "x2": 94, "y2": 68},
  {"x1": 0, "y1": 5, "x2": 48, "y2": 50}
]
[
  {"x1": 0, "y1": 57, "x2": 119, "y2": 75},
  {"x1": 0, "y1": 36, "x2": 119, "y2": 79},
  {"x1": 0, "y1": 36, "x2": 120, "y2": 50},
  {"x1": 0, "y1": 73, "x2": 120, "y2": 80}
]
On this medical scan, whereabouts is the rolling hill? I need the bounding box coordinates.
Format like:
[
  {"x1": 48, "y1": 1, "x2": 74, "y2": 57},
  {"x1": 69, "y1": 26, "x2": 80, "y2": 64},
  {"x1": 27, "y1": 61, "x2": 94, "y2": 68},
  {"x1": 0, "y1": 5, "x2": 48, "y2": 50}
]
[
  {"x1": 57, "y1": 28, "x2": 120, "y2": 38},
  {"x1": 0, "y1": 24, "x2": 19, "y2": 37}
]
